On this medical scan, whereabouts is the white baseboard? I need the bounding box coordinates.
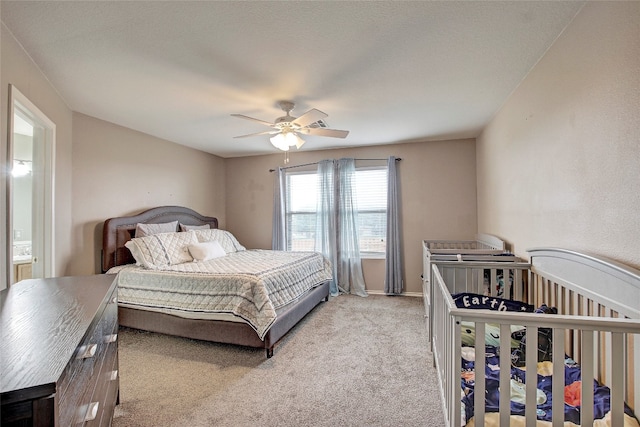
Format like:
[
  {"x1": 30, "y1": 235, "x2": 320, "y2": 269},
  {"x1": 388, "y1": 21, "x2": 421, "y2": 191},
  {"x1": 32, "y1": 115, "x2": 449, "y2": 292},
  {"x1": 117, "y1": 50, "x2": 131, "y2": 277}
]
[{"x1": 366, "y1": 290, "x2": 422, "y2": 298}]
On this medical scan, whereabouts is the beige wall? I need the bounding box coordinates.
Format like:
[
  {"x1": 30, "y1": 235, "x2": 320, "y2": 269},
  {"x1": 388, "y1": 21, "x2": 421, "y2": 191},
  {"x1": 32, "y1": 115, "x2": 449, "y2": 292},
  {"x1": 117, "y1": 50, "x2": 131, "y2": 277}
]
[
  {"x1": 225, "y1": 139, "x2": 477, "y2": 294},
  {"x1": 1, "y1": 23, "x2": 226, "y2": 280},
  {"x1": 1, "y1": 23, "x2": 74, "y2": 285},
  {"x1": 70, "y1": 113, "x2": 226, "y2": 275},
  {"x1": 477, "y1": 2, "x2": 640, "y2": 269}
]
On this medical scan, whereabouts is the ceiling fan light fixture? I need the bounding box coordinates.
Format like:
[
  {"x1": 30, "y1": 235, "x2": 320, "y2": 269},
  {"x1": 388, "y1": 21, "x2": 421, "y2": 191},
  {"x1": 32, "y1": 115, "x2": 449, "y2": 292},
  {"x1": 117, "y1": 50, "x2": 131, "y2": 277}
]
[
  {"x1": 270, "y1": 133, "x2": 290, "y2": 151},
  {"x1": 270, "y1": 130, "x2": 305, "y2": 151},
  {"x1": 12, "y1": 160, "x2": 31, "y2": 177}
]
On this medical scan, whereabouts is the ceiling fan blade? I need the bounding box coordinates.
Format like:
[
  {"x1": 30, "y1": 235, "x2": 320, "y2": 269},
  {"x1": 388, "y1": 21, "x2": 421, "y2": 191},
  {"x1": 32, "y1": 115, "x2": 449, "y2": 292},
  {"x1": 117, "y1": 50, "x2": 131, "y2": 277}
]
[
  {"x1": 300, "y1": 127, "x2": 349, "y2": 138},
  {"x1": 234, "y1": 130, "x2": 279, "y2": 139},
  {"x1": 294, "y1": 133, "x2": 305, "y2": 149},
  {"x1": 292, "y1": 108, "x2": 328, "y2": 128},
  {"x1": 231, "y1": 114, "x2": 274, "y2": 127}
]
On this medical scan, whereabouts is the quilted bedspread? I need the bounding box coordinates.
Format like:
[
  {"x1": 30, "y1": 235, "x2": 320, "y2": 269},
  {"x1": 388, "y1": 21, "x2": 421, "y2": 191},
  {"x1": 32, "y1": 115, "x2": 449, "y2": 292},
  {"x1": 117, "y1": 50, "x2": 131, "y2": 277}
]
[{"x1": 112, "y1": 250, "x2": 333, "y2": 339}]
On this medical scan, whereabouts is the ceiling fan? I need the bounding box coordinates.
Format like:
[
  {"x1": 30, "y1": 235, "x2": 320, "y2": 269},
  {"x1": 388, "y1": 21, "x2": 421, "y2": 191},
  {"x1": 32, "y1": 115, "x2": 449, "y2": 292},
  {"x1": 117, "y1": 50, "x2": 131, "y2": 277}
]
[{"x1": 231, "y1": 101, "x2": 349, "y2": 152}]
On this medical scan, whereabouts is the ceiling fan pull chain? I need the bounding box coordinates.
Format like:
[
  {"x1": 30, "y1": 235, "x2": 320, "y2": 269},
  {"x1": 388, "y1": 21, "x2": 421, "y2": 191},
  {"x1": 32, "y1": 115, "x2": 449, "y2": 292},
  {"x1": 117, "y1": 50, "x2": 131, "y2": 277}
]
[{"x1": 284, "y1": 151, "x2": 290, "y2": 164}]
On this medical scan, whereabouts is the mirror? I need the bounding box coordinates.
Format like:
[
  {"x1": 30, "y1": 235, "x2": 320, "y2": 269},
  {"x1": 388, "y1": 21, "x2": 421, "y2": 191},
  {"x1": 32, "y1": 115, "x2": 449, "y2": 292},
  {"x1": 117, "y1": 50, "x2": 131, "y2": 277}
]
[{"x1": 7, "y1": 85, "x2": 56, "y2": 286}]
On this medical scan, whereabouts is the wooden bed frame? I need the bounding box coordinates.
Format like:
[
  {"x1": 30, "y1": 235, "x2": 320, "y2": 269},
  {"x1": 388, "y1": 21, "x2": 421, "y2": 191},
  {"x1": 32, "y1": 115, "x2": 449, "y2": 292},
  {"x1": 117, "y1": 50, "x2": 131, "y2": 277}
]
[
  {"x1": 102, "y1": 205, "x2": 330, "y2": 358},
  {"x1": 429, "y1": 248, "x2": 640, "y2": 426}
]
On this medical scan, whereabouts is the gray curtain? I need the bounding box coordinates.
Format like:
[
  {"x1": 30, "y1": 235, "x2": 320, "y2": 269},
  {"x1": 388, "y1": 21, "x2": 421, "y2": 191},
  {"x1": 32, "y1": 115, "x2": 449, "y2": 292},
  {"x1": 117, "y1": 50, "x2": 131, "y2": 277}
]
[
  {"x1": 272, "y1": 167, "x2": 287, "y2": 251},
  {"x1": 314, "y1": 160, "x2": 338, "y2": 295},
  {"x1": 335, "y1": 158, "x2": 367, "y2": 296},
  {"x1": 273, "y1": 158, "x2": 368, "y2": 297},
  {"x1": 384, "y1": 156, "x2": 403, "y2": 294}
]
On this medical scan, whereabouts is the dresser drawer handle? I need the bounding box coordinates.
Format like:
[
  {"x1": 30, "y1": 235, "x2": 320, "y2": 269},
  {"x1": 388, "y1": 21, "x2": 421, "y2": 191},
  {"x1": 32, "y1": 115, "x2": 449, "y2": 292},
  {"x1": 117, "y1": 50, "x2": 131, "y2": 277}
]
[
  {"x1": 111, "y1": 296, "x2": 117, "y2": 304},
  {"x1": 105, "y1": 333, "x2": 118, "y2": 343},
  {"x1": 78, "y1": 344, "x2": 97, "y2": 359},
  {"x1": 84, "y1": 401, "x2": 100, "y2": 422},
  {"x1": 109, "y1": 370, "x2": 118, "y2": 381}
]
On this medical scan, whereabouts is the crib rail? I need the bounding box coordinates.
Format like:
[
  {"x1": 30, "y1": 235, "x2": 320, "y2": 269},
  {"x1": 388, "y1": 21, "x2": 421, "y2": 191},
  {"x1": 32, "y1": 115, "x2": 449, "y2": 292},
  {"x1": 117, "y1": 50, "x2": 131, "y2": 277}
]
[
  {"x1": 424, "y1": 233, "x2": 506, "y2": 254},
  {"x1": 431, "y1": 258, "x2": 640, "y2": 427},
  {"x1": 426, "y1": 258, "x2": 530, "y2": 349},
  {"x1": 422, "y1": 236, "x2": 513, "y2": 341}
]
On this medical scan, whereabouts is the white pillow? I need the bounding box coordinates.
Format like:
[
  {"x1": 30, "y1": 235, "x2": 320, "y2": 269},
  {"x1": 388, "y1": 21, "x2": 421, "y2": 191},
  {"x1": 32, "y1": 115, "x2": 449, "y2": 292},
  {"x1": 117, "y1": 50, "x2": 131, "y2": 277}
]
[
  {"x1": 135, "y1": 221, "x2": 178, "y2": 238},
  {"x1": 192, "y1": 229, "x2": 246, "y2": 253},
  {"x1": 188, "y1": 241, "x2": 226, "y2": 262},
  {"x1": 179, "y1": 223, "x2": 211, "y2": 232},
  {"x1": 125, "y1": 231, "x2": 197, "y2": 269}
]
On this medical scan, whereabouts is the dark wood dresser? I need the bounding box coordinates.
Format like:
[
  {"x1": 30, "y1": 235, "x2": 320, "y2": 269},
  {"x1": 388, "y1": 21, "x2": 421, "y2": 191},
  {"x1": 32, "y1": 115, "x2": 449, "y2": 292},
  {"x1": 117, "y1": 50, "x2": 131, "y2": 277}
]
[{"x1": 1, "y1": 275, "x2": 119, "y2": 426}]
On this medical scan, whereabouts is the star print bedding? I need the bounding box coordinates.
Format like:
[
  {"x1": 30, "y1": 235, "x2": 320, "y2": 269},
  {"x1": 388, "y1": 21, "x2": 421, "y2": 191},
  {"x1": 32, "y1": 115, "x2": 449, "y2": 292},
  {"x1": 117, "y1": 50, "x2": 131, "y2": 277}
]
[
  {"x1": 455, "y1": 294, "x2": 640, "y2": 427},
  {"x1": 460, "y1": 347, "x2": 640, "y2": 427}
]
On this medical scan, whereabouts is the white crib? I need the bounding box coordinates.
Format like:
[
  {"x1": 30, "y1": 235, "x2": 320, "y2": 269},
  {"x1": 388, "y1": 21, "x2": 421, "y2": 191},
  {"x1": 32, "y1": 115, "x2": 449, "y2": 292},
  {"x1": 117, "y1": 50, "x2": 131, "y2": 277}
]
[
  {"x1": 430, "y1": 248, "x2": 640, "y2": 427},
  {"x1": 422, "y1": 234, "x2": 516, "y2": 347}
]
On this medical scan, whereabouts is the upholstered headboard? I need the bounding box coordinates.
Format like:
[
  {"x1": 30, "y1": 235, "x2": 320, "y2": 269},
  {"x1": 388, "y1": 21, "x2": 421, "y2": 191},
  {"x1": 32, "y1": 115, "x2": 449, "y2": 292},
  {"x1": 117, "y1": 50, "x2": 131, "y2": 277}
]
[{"x1": 101, "y1": 206, "x2": 218, "y2": 272}]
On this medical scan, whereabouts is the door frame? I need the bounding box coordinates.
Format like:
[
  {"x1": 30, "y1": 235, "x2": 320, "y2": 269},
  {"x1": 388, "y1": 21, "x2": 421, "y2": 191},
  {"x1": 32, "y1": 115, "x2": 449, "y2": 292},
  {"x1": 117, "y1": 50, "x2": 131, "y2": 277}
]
[{"x1": 6, "y1": 84, "x2": 56, "y2": 285}]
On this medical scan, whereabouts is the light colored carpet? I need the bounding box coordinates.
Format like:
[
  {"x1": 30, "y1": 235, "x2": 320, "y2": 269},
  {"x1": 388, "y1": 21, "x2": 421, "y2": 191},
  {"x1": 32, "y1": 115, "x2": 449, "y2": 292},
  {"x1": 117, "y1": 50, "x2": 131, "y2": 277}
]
[{"x1": 112, "y1": 294, "x2": 445, "y2": 426}]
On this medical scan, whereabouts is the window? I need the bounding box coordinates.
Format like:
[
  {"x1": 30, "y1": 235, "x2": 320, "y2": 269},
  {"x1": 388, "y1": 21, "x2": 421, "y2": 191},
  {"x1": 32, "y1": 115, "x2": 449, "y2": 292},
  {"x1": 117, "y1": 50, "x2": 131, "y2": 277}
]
[
  {"x1": 286, "y1": 172, "x2": 318, "y2": 252},
  {"x1": 285, "y1": 166, "x2": 387, "y2": 255},
  {"x1": 354, "y1": 168, "x2": 387, "y2": 254}
]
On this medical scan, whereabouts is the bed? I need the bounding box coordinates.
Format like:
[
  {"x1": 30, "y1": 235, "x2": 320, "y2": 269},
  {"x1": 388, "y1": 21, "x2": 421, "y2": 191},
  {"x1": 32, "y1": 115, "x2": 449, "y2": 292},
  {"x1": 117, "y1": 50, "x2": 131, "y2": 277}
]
[
  {"x1": 429, "y1": 248, "x2": 640, "y2": 426},
  {"x1": 101, "y1": 206, "x2": 332, "y2": 358}
]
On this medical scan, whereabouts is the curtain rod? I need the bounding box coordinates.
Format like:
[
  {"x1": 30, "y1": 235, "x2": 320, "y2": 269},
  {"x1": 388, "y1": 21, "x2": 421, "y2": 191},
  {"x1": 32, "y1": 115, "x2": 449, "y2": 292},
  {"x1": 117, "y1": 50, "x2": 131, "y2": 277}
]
[{"x1": 269, "y1": 157, "x2": 401, "y2": 172}]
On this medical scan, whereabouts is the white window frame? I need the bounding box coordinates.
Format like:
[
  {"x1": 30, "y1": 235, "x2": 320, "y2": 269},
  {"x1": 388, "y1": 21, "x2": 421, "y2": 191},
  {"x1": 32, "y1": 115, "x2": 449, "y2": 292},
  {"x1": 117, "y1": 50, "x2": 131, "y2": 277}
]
[
  {"x1": 285, "y1": 171, "x2": 318, "y2": 252},
  {"x1": 354, "y1": 166, "x2": 387, "y2": 258},
  {"x1": 284, "y1": 165, "x2": 387, "y2": 257}
]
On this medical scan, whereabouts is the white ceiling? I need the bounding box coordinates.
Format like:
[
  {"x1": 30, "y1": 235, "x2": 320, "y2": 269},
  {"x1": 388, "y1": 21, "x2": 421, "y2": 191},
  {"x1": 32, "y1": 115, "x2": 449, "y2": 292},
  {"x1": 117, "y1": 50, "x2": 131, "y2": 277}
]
[{"x1": 1, "y1": 1, "x2": 583, "y2": 158}]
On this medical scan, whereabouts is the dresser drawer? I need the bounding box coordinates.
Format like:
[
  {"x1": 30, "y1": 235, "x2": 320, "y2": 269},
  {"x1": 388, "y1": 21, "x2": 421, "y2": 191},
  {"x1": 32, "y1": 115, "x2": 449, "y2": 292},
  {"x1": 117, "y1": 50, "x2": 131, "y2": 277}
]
[
  {"x1": 84, "y1": 330, "x2": 119, "y2": 427},
  {"x1": 98, "y1": 350, "x2": 119, "y2": 426},
  {"x1": 58, "y1": 288, "x2": 117, "y2": 426}
]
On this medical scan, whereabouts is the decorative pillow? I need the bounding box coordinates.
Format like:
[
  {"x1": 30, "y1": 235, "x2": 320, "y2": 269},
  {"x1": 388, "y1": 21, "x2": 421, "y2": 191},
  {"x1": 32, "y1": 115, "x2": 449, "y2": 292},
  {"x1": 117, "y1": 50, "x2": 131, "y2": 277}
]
[
  {"x1": 179, "y1": 223, "x2": 211, "y2": 232},
  {"x1": 192, "y1": 229, "x2": 246, "y2": 253},
  {"x1": 188, "y1": 241, "x2": 226, "y2": 261},
  {"x1": 135, "y1": 221, "x2": 178, "y2": 238},
  {"x1": 452, "y1": 292, "x2": 534, "y2": 313},
  {"x1": 454, "y1": 293, "x2": 533, "y2": 349},
  {"x1": 125, "y1": 231, "x2": 197, "y2": 269}
]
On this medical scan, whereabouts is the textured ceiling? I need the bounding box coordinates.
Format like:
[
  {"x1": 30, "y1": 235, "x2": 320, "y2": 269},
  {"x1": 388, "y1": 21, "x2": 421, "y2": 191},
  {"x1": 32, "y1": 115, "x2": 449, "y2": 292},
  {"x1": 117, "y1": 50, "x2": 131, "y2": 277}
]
[{"x1": 1, "y1": 1, "x2": 583, "y2": 158}]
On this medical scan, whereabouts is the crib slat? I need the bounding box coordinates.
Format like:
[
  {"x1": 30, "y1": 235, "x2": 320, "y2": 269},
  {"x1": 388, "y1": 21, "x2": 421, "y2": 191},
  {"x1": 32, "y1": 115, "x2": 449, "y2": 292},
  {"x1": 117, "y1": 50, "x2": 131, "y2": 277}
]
[
  {"x1": 490, "y1": 269, "x2": 497, "y2": 296},
  {"x1": 499, "y1": 324, "x2": 511, "y2": 426},
  {"x1": 514, "y1": 269, "x2": 523, "y2": 301},
  {"x1": 525, "y1": 327, "x2": 539, "y2": 427},
  {"x1": 611, "y1": 332, "x2": 625, "y2": 427},
  {"x1": 452, "y1": 316, "x2": 462, "y2": 427},
  {"x1": 474, "y1": 269, "x2": 483, "y2": 295},
  {"x1": 474, "y1": 323, "x2": 486, "y2": 426},
  {"x1": 552, "y1": 328, "x2": 565, "y2": 426},
  {"x1": 581, "y1": 331, "x2": 595, "y2": 426},
  {"x1": 633, "y1": 335, "x2": 639, "y2": 419}
]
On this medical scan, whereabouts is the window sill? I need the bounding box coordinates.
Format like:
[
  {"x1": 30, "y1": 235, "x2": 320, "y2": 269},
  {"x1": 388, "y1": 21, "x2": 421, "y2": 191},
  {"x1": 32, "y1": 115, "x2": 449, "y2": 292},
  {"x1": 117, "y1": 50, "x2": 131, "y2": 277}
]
[{"x1": 361, "y1": 253, "x2": 386, "y2": 260}]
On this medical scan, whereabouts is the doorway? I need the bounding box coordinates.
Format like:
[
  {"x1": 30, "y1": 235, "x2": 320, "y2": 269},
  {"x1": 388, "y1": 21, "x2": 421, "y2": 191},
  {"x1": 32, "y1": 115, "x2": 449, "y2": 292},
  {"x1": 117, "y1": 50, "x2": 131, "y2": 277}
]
[{"x1": 7, "y1": 85, "x2": 55, "y2": 285}]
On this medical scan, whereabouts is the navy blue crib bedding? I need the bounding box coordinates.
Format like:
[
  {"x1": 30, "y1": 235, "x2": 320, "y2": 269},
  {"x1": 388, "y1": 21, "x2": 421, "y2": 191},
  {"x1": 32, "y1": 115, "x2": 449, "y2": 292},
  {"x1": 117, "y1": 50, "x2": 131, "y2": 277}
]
[
  {"x1": 453, "y1": 292, "x2": 640, "y2": 426},
  {"x1": 460, "y1": 347, "x2": 640, "y2": 426}
]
